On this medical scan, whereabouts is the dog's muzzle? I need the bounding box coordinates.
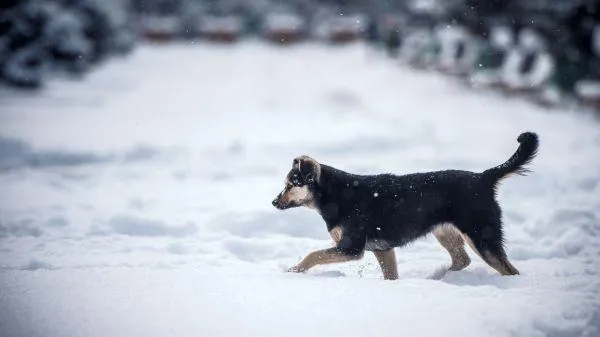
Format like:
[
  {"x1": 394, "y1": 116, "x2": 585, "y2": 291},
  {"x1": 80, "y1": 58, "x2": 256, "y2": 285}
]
[{"x1": 272, "y1": 194, "x2": 287, "y2": 210}]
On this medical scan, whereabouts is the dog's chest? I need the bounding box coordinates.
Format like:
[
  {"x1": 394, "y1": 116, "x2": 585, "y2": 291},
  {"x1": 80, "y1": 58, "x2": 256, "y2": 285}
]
[{"x1": 329, "y1": 226, "x2": 393, "y2": 251}]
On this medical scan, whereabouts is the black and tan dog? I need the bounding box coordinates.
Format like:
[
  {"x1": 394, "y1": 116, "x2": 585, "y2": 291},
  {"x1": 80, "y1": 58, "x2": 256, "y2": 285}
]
[{"x1": 272, "y1": 132, "x2": 539, "y2": 280}]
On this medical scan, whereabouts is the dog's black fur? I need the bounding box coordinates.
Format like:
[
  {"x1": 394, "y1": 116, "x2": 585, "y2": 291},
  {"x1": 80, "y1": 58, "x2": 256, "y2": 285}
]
[{"x1": 273, "y1": 132, "x2": 539, "y2": 276}]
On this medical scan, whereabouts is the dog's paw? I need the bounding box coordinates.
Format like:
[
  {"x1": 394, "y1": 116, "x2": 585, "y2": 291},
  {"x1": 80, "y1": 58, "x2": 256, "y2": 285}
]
[{"x1": 287, "y1": 265, "x2": 306, "y2": 273}]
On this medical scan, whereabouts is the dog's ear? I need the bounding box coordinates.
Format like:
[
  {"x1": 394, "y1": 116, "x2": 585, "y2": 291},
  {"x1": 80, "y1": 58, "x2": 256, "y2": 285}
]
[{"x1": 293, "y1": 155, "x2": 321, "y2": 184}]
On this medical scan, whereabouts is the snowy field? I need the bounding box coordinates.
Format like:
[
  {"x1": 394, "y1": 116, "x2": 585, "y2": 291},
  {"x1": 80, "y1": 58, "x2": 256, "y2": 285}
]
[{"x1": 1, "y1": 42, "x2": 599, "y2": 337}]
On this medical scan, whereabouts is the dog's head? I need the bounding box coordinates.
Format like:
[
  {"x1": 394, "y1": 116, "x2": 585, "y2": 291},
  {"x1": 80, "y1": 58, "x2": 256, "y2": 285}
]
[{"x1": 272, "y1": 155, "x2": 321, "y2": 210}]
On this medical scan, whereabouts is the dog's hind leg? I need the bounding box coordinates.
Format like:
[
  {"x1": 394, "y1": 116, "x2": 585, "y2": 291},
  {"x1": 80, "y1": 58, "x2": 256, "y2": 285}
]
[
  {"x1": 373, "y1": 249, "x2": 398, "y2": 280},
  {"x1": 433, "y1": 224, "x2": 471, "y2": 271},
  {"x1": 460, "y1": 219, "x2": 520, "y2": 276}
]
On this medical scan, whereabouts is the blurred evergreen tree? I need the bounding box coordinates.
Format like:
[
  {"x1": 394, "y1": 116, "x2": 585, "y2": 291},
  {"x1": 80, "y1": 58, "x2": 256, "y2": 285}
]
[{"x1": 0, "y1": 0, "x2": 136, "y2": 89}]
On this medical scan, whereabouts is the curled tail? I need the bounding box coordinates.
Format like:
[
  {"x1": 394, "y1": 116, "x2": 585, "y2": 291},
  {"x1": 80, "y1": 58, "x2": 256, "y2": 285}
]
[{"x1": 482, "y1": 132, "x2": 539, "y2": 184}]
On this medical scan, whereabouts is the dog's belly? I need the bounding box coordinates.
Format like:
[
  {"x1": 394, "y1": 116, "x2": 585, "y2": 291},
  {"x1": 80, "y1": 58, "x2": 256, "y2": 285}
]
[
  {"x1": 365, "y1": 238, "x2": 394, "y2": 251},
  {"x1": 365, "y1": 225, "x2": 429, "y2": 251}
]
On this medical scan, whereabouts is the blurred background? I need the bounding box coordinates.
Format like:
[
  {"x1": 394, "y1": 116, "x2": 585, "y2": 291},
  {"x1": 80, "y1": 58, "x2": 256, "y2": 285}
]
[
  {"x1": 1, "y1": 0, "x2": 599, "y2": 112},
  {"x1": 1, "y1": 2, "x2": 600, "y2": 336}
]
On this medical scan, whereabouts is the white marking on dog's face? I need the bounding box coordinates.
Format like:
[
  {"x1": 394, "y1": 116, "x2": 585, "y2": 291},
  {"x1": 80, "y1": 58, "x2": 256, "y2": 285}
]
[{"x1": 286, "y1": 185, "x2": 311, "y2": 202}]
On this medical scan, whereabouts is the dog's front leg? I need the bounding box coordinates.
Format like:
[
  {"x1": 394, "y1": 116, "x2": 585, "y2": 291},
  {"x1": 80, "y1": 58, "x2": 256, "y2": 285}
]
[
  {"x1": 373, "y1": 249, "x2": 399, "y2": 280},
  {"x1": 289, "y1": 248, "x2": 363, "y2": 273}
]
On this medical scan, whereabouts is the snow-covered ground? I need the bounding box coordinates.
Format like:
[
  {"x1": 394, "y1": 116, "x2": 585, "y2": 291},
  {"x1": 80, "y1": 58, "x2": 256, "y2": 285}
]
[{"x1": 1, "y1": 42, "x2": 599, "y2": 337}]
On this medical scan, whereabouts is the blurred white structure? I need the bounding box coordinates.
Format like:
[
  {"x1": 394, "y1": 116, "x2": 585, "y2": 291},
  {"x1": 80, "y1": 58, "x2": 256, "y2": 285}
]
[
  {"x1": 138, "y1": 15, "x2": 181, "y2": 41},
  {"x1": 316, "y1": 14, "x2": 367, "y2": 43},
  {"x1": 398, "y1": 29, "x2": 436, "y2": 67},
  {"x1": 470, "y1": 26, "x2": 515, "y2": 88},
  {"x1": 436, "y1": 26, "x2": 480, "y2": 76},
  {"x1": 473, "y1": 28, "x2": 555, "y2": 95},
  {"x1": 199, "y1": 15, "x2": 244, "y2": 42},
  {"x1": 575, "y1": 25, "x2": 600, "y2": 111},
  {"x1": 490, "y1": 26, "x2": 514, "y2": 50},
  {"x1": 262, "y1": 12, "x2": 306, "y2": 44},
  {"x1": 501, "y1": 52, "x2": 555, "y2": 92}
]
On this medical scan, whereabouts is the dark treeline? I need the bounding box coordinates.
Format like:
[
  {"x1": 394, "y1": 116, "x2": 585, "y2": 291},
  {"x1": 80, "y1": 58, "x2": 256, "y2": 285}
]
[{"x1": 0, "y1": 0, "x2": 136, "y2": 89}]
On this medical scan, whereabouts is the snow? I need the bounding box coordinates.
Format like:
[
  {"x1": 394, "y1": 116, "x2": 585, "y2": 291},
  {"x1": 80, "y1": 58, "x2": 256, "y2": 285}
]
[
  {"x1": 138, "y1": 16, "x2": 181, "y2": 34},
  {"x1": 1, "y1": 42, "x2": 600, "y2": 337},
  {"x1": 490, "y1": 26, "x2": 514, "y2": 49},
  {"x1": 263, "y1": 13, "x2": 305, "y2": 32},
  {"x1": 399, "y1": 29, "x2": 434, "y2": 63},
  {"x1": 576, "y1": 80, "x2": 600, "y2": 98},
  {"x1": 326, "y1": 15, "x2": 367, "y2": 33},
  {"x1": 436, "y1": 26, "x2": 480, "y2": 74},
  {"x1": 199, "y1": 15, "x2": 244, "y2": 34},
  {"x1": 519, "y1": 28, "x2": 547, "y2": 52}
]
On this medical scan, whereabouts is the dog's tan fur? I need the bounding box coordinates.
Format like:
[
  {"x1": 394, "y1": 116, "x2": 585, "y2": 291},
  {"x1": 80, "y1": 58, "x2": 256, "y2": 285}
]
[
  {"x1": 433, "y1": 224, "x2": 471, "y2": 271},
  {"x1": 373, "y1": 249, "x2": 399, "y2": 280},
  {"x1": 462, "y1": 233, "x2": 519, "y2": 276},
  {"x1": 289, "y1": 248, "x2": 363, "y2": 272},
  {"x1": 329, "y1": 226, "x2": 343, "y2": 243},
  {"x1": 482, "y1": 251, "x2": 520, "y2": 275},
  {"x1": 294, "y1": 155, "x2": 321, "y2": 183},
  {"x1": 280, "y1": 185, "x2": 311, "y2": 205},
  {"x1": 299, "y1": 225, "x2": 400, "y2": 280}
]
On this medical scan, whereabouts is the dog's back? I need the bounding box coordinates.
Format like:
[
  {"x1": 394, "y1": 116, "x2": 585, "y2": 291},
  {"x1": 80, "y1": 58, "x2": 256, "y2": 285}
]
[
  {"x1": 355, "y1": 132, "x2": 538, "y2": 244},
  {"x1": 335, "y1": 169, "x2": 480, "y2": 250},
  {"x1": 324, "y1": 132, "x2": 539, "y2": 274}
]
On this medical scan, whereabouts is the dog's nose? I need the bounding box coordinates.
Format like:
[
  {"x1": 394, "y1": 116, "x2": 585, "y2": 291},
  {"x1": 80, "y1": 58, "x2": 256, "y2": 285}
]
[{"x1": 272, "y1": 198, "x2": 278, "y2": 207}]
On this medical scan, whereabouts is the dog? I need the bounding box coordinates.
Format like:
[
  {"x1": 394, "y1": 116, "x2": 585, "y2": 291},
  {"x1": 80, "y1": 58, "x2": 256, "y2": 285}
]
[{"x1": 272, "y1": 132, "x2": 539, "y2": 280}]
